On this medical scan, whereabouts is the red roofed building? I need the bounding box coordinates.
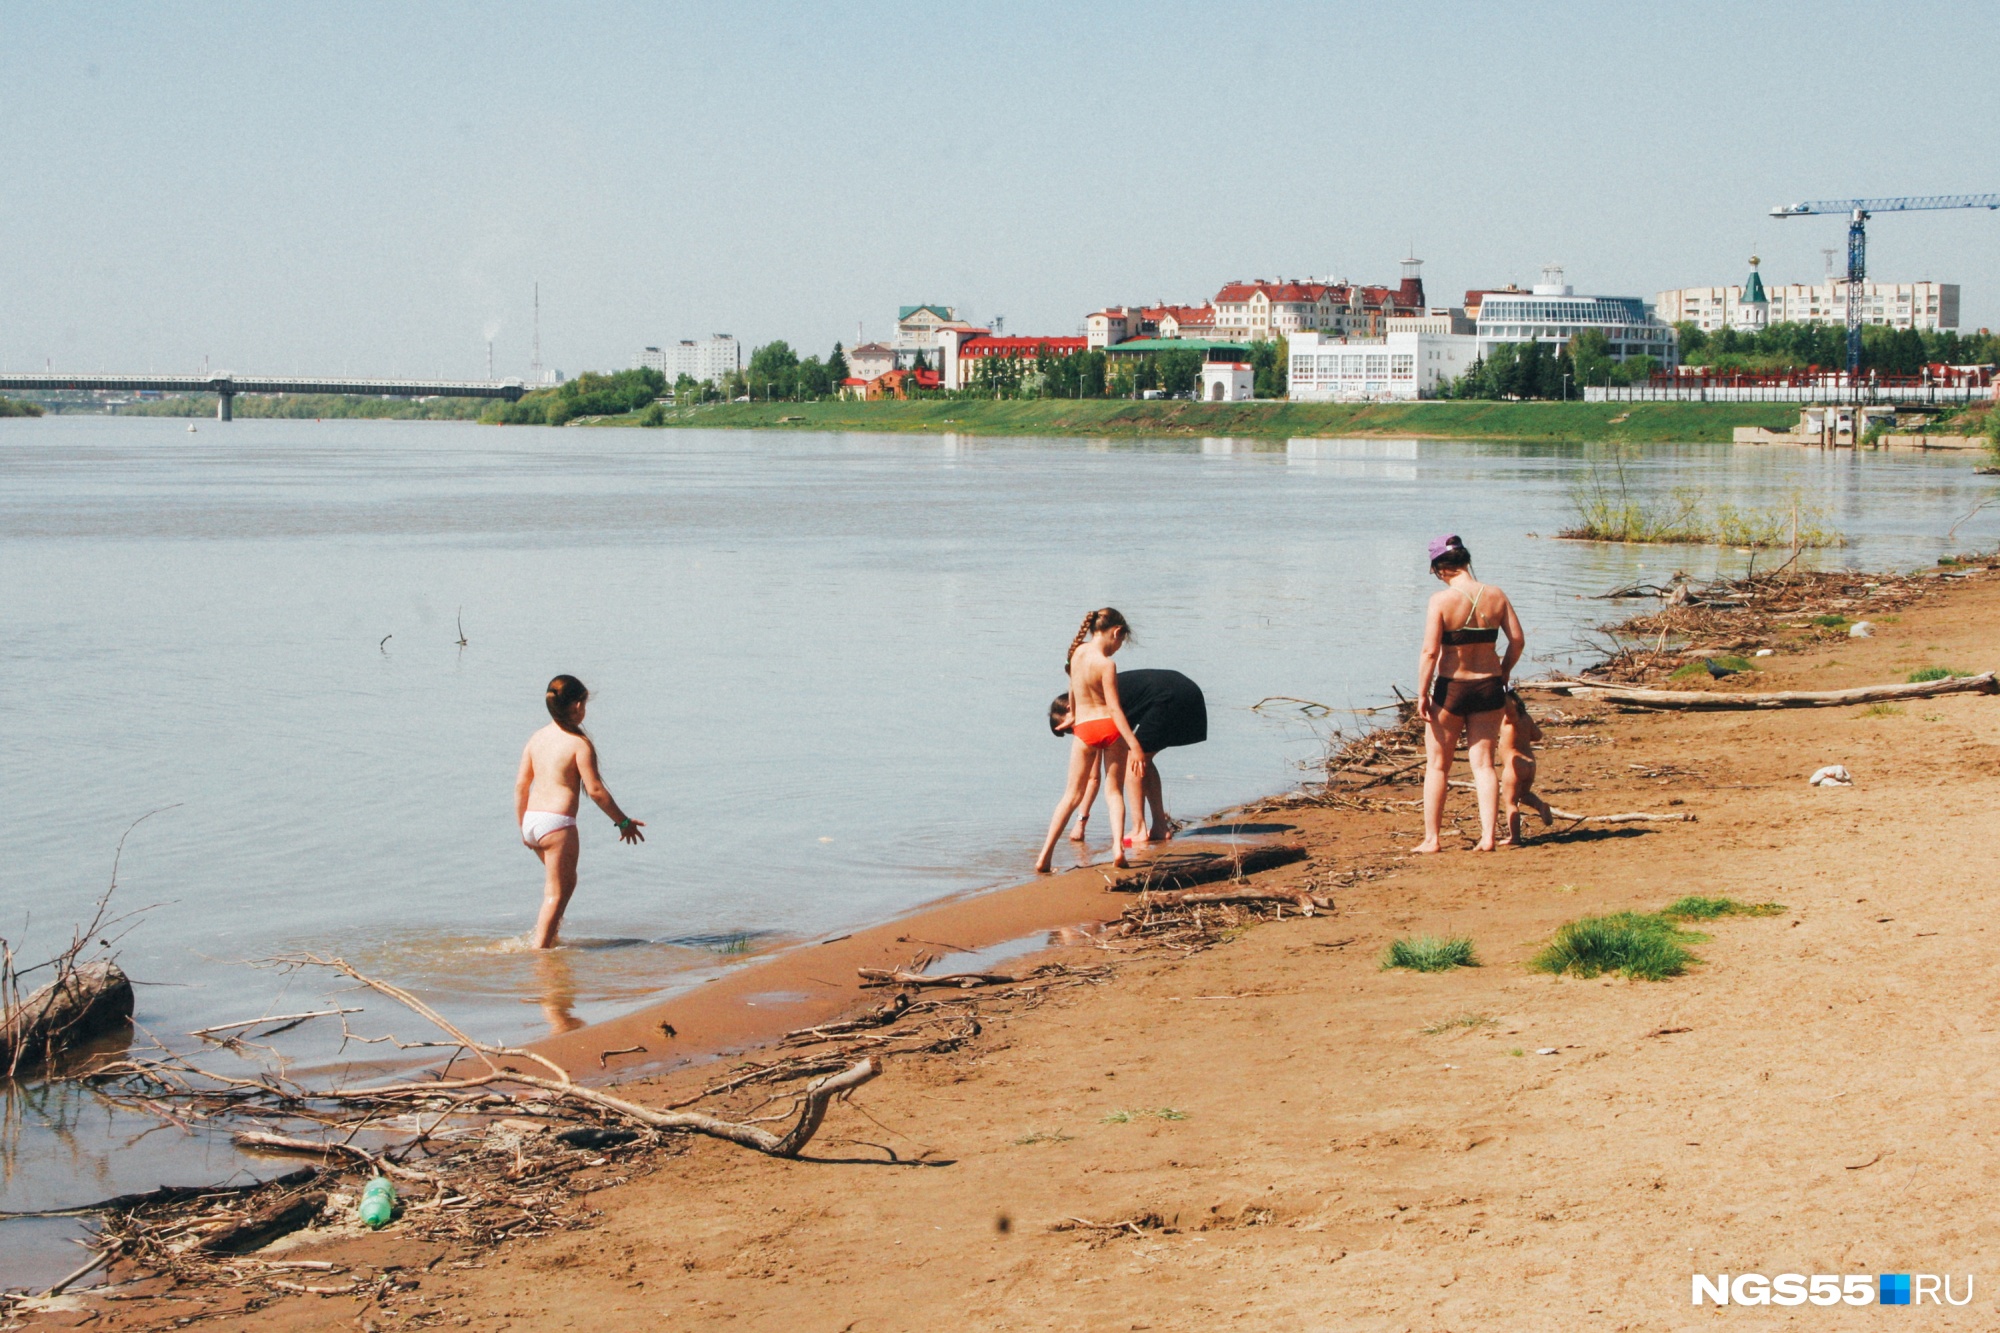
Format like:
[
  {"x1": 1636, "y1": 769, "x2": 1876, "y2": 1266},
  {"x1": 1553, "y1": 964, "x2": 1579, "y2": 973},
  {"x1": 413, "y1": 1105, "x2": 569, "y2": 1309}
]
[
  {"x1": 1211, "y1": 260, "x2": 1431, "y2": 341},
  {"x1": 937, "y1": 329, "x2": 1087, "y2": 390},
  {"x1": 865, "y1": 368, "x2": 942, "y2": 400},
  {"x1": 1085, "y1": 304, "x2": 1216, "y2": 348}
]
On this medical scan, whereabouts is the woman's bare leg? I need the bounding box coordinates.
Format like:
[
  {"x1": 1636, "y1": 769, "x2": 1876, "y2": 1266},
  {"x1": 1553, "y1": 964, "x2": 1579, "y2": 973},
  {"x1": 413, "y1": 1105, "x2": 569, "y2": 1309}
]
[
  {"x1": 530, "y1": 828, "x2": 580, "y2": 949},
  {"x1": 1465, "y1": 710, "x2": 1504, "y2": 851},
  {"x1": 1102, "y1": 741, "x2": 1133, "y2": 868},
  {"x1": 1069, "y1": 754, "x2": 1102, "y2": 841},
  {"x1": 1036, "y1": 741, "x2": 1096, "y2": 872},
  {"x1": 1120, "y1": 752, "x2": 1168, "y2": 844},
  {"x1": 1123, "y1": 755, "x2": 1170, "y2": 847},
  {"x1": 1416, "y1": 711, "x2": 1465, "y2": 853}
]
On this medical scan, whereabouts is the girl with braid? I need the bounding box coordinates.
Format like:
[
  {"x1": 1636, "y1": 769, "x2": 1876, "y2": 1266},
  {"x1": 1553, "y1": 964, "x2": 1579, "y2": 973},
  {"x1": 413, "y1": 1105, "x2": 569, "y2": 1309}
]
[
  {"x1": 1033, "y1": 609, "x2": 1145, "y2": 873},
  {"x1": 515, "y1": 675, "x2": 644, "y2": 949}
]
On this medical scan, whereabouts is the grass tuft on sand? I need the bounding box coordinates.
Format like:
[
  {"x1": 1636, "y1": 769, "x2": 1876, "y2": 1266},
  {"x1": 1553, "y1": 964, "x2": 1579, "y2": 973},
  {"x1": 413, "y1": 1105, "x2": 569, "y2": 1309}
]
[
  {"x1": 1420, "y1": 1012, "x2": 1499, "y2": 1035},
  {"x1": 1907, "y1": 666, "x2": 1971, "y2": 682},
  {"x1": 1383, "y1": 935, "x2": 1479, "y2": 972},
  {"x1": 1530, "y1": 912, "x2": 1706, "y2": 981},
  {"x1": 1659, "y1": 895, "x2": 1787, "y2": 920}
]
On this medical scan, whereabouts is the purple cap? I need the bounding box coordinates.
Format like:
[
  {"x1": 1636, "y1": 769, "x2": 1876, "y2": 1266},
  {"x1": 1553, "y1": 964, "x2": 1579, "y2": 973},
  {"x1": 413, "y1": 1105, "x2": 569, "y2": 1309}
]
[{"x1": 1427, "y1": 533, "x2": 1460, "y2": 562}]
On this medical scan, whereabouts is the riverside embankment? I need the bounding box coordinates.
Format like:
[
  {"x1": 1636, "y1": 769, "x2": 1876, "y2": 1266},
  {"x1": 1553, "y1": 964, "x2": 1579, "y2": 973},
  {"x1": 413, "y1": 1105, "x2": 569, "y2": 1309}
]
[{"x1": 621, "y1": 398, "x2": 1801, "y2": 443}]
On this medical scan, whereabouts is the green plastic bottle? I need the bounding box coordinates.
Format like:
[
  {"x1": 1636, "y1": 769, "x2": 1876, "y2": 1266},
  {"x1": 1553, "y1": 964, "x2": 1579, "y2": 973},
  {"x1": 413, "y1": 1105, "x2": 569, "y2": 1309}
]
[{"x1": 358, "y1": 1175, "x2": 396, "y2": 1229}]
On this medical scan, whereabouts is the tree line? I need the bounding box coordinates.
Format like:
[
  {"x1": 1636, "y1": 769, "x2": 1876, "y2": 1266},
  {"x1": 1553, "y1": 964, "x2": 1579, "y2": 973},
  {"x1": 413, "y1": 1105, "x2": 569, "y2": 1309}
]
[
  {"x1": 481, "y1": 333, "x2": 1302, "y2": 420},
  {"x1": 1677, "y1": 322, "x2": 2000, "y2": 376}
]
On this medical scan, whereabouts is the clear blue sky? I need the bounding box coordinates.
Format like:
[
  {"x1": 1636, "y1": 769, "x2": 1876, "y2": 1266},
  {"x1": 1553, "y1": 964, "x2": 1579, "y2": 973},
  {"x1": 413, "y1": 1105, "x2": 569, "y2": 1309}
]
[{"x1": 3, "y1": 2, "x2": 1996, "y2": 379}]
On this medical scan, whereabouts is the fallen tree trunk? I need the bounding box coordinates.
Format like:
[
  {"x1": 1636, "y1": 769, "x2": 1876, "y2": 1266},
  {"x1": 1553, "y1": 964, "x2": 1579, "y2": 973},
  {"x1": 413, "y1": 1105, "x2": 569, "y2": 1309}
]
[
  {"x1": 1099, "y1": 843, "x2": 1308, "y2": 893},
  {"x1": 1518, "y1": 672, "x2": 1996, "y2": 710},
  {"x1": 2, "y1": 959, "x2": 134, "y2": 1074}
]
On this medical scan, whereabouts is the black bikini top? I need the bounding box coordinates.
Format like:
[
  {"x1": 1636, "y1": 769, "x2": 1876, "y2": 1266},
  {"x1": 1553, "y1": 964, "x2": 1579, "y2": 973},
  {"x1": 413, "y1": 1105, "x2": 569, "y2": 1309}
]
[{"x1": 1440, "y1": 585, "x2": 1500, "y2": 646}]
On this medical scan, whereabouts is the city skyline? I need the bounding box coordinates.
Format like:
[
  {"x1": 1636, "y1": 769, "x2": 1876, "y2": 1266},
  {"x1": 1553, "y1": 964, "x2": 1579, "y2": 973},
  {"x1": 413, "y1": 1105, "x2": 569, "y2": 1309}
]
[{"x1": 3, "y1": 1, "x2": 1997, "y2": 379}]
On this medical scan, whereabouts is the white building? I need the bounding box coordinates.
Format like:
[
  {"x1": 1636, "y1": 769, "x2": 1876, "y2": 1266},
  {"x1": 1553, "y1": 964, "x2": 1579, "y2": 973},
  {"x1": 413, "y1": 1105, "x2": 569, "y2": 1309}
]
[
  {"x1": 1200, "y1": 359, "x2": 1255, "y2": 402},
  {"x1": 1656, "y1": 271, "x2": 1959, "y2": 333},
  {"x1": 1287, "y1": 329, "x2": 1478, "y2": 401},
  {"x1": 634, "y1": 335, "x2": 742, "y2": 385},
  {"x1": 846, "y1": 342, "x2": 898, "y2": 381},
  {"x1": 1474, "y1": 265, "x2": 1678, "y2": 366}
]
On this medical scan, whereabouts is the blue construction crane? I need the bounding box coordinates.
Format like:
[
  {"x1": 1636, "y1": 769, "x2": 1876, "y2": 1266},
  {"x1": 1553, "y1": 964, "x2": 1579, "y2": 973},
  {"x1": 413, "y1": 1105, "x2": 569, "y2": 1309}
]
[{"x1": 1769, "y1": 194, "x2": 2000, "y2": 374}]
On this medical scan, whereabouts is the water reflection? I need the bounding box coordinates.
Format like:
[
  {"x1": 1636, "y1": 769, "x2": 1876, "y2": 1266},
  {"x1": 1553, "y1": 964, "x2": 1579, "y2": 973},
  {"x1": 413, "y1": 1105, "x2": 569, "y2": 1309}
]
[
  {"x1": 533, "y1": 950, "x2": 584, "y2": 1035},
  {"x1": 1285, "y1": 437, "x2": 1420, "y2": 479}
]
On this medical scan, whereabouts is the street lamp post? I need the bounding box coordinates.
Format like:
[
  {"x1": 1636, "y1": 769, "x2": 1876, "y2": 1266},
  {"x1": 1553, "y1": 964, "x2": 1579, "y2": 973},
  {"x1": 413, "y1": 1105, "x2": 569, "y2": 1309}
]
[{"x1": 1561, "y1": 373, "x2": 1571, "y2": 402}]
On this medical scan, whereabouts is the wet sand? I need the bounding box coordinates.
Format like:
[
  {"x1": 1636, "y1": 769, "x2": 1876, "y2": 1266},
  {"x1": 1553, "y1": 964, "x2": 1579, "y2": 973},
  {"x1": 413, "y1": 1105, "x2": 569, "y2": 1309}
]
[{"x1": 53, "y1": 563, "x2": 2000, "y2": 1330}]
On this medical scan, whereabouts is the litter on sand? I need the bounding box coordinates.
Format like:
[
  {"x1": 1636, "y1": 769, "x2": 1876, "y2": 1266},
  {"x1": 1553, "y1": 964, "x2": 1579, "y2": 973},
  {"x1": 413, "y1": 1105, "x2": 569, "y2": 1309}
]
[
  {"x1": 1536, "y1": 1047, "x2": 1560, "y2": 1055},
  {"x1": 1848, "y1": 621, "x2": 1873, "y2": 638},
  {"x1": 1809, "y1": 765, "x2": 1854, "y2": 787},
  {"x1": 1754, "y1": 649, "x2": 1774, "y2": 657}
]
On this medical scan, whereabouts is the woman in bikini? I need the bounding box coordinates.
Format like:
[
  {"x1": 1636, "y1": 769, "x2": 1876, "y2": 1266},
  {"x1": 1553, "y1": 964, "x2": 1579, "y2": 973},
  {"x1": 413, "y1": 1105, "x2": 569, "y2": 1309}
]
[
  {"x1": 1032, "y1": 609, "x2": 1146, "y2": 874},
  {"x1": 515, "y1": 675, "x2": 644, "y2": 949},
  {"x1": 1415, "y1": 535, "x2": 1525, "y2": 853}
]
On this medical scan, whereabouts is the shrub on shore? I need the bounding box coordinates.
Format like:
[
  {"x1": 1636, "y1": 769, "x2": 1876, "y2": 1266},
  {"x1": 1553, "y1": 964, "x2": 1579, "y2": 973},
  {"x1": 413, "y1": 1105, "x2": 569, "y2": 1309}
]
[
  {"x1": 0, "y1": 396, "x2": 45, "y2": 418},
  {"x1": 1383, "y1": 935, "x2": 1478, "y2": 972}
]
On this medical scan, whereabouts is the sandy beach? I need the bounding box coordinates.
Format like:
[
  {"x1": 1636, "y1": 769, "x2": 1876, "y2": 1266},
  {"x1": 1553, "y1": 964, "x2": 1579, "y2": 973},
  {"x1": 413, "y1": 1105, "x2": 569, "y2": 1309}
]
[{"x1": 33, "y1": 558, "x2": 2000, "y2": 1330}]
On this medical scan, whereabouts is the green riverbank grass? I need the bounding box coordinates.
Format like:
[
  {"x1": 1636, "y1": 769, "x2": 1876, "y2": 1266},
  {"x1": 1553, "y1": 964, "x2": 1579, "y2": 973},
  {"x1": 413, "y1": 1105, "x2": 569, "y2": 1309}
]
[
  {"x1": 1383, "y1": 935, "x2": 1479, "y2": 972},
  {"x1": 1531, "y1": 912, "x2": 1705, "y2": 980},
  {"x1": 610, "y1": 399, "x2": 1799, "y2": 444},
  {"x1": 1533, "y1": 897, "x2": 1788, "y2": 980},
  {"x1": 1658, "y1": 896, "x2": 1787, "y2": 920}
]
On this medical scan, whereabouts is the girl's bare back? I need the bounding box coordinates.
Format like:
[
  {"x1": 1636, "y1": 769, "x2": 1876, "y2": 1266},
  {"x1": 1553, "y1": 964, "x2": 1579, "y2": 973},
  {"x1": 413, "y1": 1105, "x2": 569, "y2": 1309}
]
[{"x1": 522, "y1": 724, "x2": 591, "y2": 815}]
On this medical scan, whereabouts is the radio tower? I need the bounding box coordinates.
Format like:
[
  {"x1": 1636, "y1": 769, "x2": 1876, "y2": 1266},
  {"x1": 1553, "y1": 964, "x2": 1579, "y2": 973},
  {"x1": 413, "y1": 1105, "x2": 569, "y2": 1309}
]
[{"x1": 531, "y1": 283, "x2": 542, "y2": 385}]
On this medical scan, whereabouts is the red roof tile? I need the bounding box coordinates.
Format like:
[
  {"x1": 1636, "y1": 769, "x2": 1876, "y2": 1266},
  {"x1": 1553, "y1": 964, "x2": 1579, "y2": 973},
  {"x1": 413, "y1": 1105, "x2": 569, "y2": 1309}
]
[{"x1": 958, "y1": 336, "x2": 1088, "y2": 357}]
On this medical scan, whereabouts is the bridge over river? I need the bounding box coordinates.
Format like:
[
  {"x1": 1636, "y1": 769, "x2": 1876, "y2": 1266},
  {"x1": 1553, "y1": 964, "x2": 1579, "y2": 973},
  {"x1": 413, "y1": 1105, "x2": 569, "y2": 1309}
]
[{"x1": 0, "y1": 374, "x2": 528, "y2": 420}]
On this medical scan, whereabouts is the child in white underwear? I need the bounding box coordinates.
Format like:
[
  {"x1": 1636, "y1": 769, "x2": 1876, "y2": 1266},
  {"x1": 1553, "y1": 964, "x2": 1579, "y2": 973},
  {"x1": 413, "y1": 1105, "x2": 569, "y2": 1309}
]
[{"x1": 514, "y1": 675, "x2": 644, "y2": 948}]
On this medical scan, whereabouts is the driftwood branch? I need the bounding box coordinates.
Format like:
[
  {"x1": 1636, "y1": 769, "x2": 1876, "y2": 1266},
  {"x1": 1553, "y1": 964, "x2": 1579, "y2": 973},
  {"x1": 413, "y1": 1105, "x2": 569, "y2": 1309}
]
[
  {"x1": 1137, "y1": 887, "x2": 1327, "y2": 913},
  {"x1": 1098, "y1": 843, "x2": 1308, "y2": 893},
  {"x1": 1520, "y1": 672, "x2": 1996, "y2": 710},
  {"x1": 190, "y1": 1008, "x2": 361, "y2": 1040},
  {"x1": 233, "y1": 1131, "x2": 440, "y2": 1182},
  {"x1": 858, "y1": 968, "x2": 1028, "y2": 990},
  {"x1": 199, "y1": 1190, "x2": 328, "y2": 1254}
]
